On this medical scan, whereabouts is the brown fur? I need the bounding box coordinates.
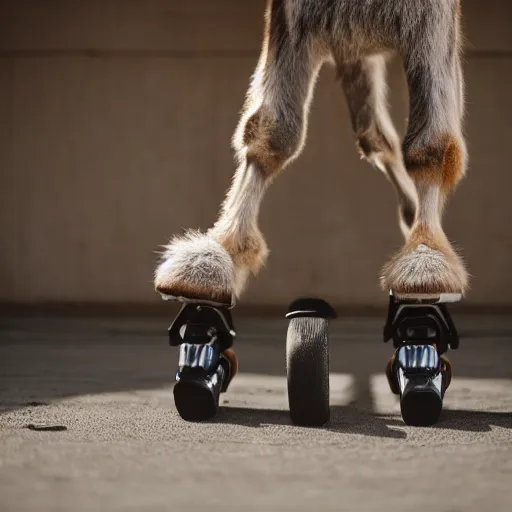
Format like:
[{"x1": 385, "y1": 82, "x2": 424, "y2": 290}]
[
  {"x1": 245, "y1": 148, "x2": 287, "y2": 179},
  {"x1": 405, "y1": 135, "x2": 465, "y2": 192},
  {"x1": 241, "y1": 98, "x2": 307, "y2": 179},
  {"x1": 242, "y1": 110, "x2": 293, "y2": 178},
  {"x1": 407, "y1": 224, "x2": 444, "y2": 251},
  {"x1": 242, "y1": 112, "x2": 262, "y2": 146},
  {"x1": 442, "y1": 139, "x2": 464, "y2": 191},
  {"x1": 215, "y1": 231, "x2": 268, "y2": 275}
]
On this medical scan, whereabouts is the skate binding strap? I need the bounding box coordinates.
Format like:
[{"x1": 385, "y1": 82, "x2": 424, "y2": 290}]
[
  {"x1": 384, "y1": 290, "x2": 459, "y2": 354},
  {"x1": 160, "y1": 292, "x2": 236, "y2": 309},
  {"x1": 388, "y1": 289, "x2": 462, "y2": 304},
  {"x1": 168, "y1": 303, "x2": 235, "y2": 350}
]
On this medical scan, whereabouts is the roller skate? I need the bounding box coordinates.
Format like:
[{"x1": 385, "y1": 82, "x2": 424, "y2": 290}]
[
  {"x1": 164, "y1": 295, "x2": 238, "y2": 422},
  {"x1": 384, "y1": 291, "x2": 460, "y2": 426}
]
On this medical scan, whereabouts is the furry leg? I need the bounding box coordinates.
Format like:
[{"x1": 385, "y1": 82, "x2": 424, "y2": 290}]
[
  {"x1": 339, "y1": 54, "x2": 419, "y2": 239},
  {"x1": 381, "y1": 26, "x2": 468, "y2": 296},
  {"x1": 154, "y1": 1, "x2": 323, "y2": 303}
]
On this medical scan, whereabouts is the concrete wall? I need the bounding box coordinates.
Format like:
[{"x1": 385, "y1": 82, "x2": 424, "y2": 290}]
[{"x1": 1, "y1": 1, "x2": 511, "y2": 309}]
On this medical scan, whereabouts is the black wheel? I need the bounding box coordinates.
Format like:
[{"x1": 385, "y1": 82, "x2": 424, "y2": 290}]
[
  {"x1": 400, "y1": 387, "x2": 443, "y2": 427},
  {"x1": 286, "y1": 316, "x2": 330, "y2": 426},
  {"x1": 173, "y1": 360, "x2": 229, "y2": 422},
  {"x1": 174, "y1": 377, "x2": 219, "y2": 422}
]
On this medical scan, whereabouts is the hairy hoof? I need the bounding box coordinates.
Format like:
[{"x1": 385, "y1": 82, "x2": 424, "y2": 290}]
[
  {"x1": 381, "y1": 243, "x2": 468, "y2": 296},
  {"x1": 154, "y1": 232, "x2": 235, "y2": 304}
]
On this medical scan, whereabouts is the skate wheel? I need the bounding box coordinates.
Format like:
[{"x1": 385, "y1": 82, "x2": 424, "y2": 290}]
[
  {"x1": 286, "y1": 298, "x2": 335, "y2": 427},
  {"x1": 173, "y1": 360, "x2": 229, "y2": 422},
  {"x1": 400, "y1": 388, "x2": 443, "y2": 427},
  {"x1": 173, "y1": 378, "x2": 219, "y2": 422}
]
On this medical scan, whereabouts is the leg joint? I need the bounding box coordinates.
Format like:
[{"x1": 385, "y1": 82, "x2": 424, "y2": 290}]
[
  {"x1": 357, "y1": 126, "x2": 394, "y2": 159},
  {"x1": 241, "y1": 106, "x2": 303, "y2": 176},
  {"x1": 404, "y1": 134, "x2": 466, "y2": 191}
]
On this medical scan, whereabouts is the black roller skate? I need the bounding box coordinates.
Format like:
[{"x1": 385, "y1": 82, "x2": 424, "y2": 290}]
[
  {"x1": 384, "y1": 291, "x2": 459, "y2": 426},
  {"x1": 166, "y1": 298, "x2": 238, "y2": 421}
]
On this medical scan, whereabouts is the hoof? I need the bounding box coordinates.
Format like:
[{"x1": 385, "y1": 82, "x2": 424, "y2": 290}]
[
  {"x1": 155, "y1": 231, "x2": 235, "y2": 304},
  {"x1": 381, "y1": 243, "x2": 468, "y2": 296}
]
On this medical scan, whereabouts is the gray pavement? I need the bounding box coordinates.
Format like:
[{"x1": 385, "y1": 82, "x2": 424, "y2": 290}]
[{"x1": 0, "y1": 315, "x2": 511, "y2": 512}]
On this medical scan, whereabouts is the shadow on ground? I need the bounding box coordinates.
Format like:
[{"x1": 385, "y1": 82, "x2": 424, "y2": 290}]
[
  {"x1": 210, "y1": 405, "x2": 407, "y2": 439},
  {"x1": 208, "y1": 405, "x2": 512, "y2": 438},
  {"x1": 1, "y1": 316, "x2": 511, "y2": 433}
]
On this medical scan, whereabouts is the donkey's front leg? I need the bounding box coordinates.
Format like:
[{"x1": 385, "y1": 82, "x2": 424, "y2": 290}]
[
  {"x1": 381, "y1": 58, "x2": 468, "y2": 299},
  {"x1": 155, "y1": 35, "x2": 322, "y2": 304},
  {"x1": 154, "y1": 4, "x2": 324, "y2": 421}
]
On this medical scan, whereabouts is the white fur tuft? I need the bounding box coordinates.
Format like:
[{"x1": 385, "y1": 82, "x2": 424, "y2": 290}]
[
  {"x1": 154, "y1": 231, "x2": 235, "y2": 304},
  {"x1": 381, "y1": 243, "x2": 467, "y2": 295}
]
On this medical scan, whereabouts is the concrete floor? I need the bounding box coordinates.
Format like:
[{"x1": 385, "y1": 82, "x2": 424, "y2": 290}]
[{"x1": 0, "y1": 315, "x2": 511, "y2": 512}]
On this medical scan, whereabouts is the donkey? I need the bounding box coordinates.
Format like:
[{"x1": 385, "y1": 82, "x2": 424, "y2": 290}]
[{"x1": 154, "y1": 0, "x2": 468, "y2": 307}]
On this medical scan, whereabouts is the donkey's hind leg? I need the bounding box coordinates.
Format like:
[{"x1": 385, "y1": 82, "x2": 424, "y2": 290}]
[
  {"x1": 381, "y1": 44, "x2": 468, "y2": 297},
  {"x1": 339, "y1": 54, "x2": 418, "y2": 238},
  {"x1": 154, "y1": 3, "x2": 323, "y2": 303}
]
